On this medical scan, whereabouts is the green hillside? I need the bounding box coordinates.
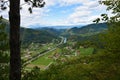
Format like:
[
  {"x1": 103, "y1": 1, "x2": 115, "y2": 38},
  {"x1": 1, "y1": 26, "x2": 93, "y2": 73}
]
[
  {"x1": 20, "y1": 28, "x2": 58, "y2": 44},
  {"x1": 60, "y1": 23, "x2": 107, "y2": 42},
  {"x1": 68, "y1": 23, "x2": 107, "y2": 36},
  {"x1": 0, "y1": 18, "x2": 108, "y2": 47},
  {"x1": 0, "y1": 19, "x2": 59, "y2": 45}
]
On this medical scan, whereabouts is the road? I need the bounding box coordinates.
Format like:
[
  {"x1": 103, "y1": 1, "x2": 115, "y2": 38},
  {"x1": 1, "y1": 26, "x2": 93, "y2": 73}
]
[{"x1": 23, "y1": 37, "x2": 67, "y2": 66}]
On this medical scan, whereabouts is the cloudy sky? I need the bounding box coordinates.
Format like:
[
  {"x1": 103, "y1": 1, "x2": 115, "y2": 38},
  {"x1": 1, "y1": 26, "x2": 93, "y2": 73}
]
[{"x1": 0, "y1": 0, "x2": 108, "y2": 28}]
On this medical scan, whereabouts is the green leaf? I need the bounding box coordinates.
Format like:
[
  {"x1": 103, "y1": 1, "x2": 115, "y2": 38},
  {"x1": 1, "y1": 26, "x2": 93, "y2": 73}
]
[{"x1": 28, "y1": 7, "x2": 32, "y2": 13}]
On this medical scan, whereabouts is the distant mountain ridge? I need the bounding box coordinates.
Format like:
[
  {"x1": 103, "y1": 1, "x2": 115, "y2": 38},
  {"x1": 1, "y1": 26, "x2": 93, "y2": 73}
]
[
  {"x1": 0, "y1": 19, "x2": 59, "y2": 45},
  {"x1": 1, "y1": 18, "x2": 108, "y2": 45},
  {"x1": 61, "y1": 23, "x2": 107, "y2": 37},
  {"x1": 59, "y1": 23, "x2": 107, "y2": 42},
  {"x1": 29, "y1": 24, "x2": 83, "y2": 29}
]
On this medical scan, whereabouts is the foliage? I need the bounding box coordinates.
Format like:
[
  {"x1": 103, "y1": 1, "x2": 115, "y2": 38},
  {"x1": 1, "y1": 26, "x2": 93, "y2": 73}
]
[
  {"x1": 21, "y1": 28, "x2": 58, "y2": 46},
  {"x1": 94, "y1": 0, "x2": 120, "y2": 23},
  {"x1": 64, "y1": 23, "x2": 107, "y2": 37},
  {"x1": 0, "y1": 19, "x2": 9, "y2": 80},
  {"x1": 99, "y1": 0, "x2": 120, "y2": 14},
  {"x1": 0, "y1": 0, "x2": 45, "y2": 14},
  {"x1": 101, "y1": 22, "x2": 120, "y2": 53},
  {"x1": 21, "y1": 0, "x2": 120, "y2": 80},
  {"x1": 22, "y1": 66, "x2": 41, "y2": 80},
  {"x1": 25, "y1": 51, "x2": 120, "y2": 80},
  {"x1": 64, "y1": 23, "x2": 107, "y2": 43},
  {"x1": 1, "y1": 0, "x2": 45, "y2": 79},
  {"x1": 24, "y1": 0, "x2": 45, "y2": 13},
  {"x1": 0, "y1": 19, "x2": 59, "y2": 47}
]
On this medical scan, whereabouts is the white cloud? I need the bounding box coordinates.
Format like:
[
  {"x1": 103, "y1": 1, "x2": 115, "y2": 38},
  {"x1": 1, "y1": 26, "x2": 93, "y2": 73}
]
[
  {"x1": 64, "y1": 0, "x2": 108, "y2": 25},
  {"x1": 0, "y1": 0, "x2": 109, "y2": 27},
  {"x1": 83, "y1": 0, "x2": 99, "y2": 8},
  {"x1": 21, "y1": 7, "x2": 47, "y2": 27},
  {"x1": 44, "y1": 0, "x2": 58, "y2": 7},
  {"x1": 69, "y1": 11, "x2": 91, "y2": 18},
  {"x1": 58, "y1": 0, "x2": 90, "y2": 6}
]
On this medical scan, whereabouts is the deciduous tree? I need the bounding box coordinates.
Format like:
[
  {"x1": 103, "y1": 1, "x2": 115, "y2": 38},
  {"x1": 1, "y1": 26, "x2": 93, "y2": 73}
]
[{"x1": 0, "y1": 0, "x2": 45, "y2": 80}]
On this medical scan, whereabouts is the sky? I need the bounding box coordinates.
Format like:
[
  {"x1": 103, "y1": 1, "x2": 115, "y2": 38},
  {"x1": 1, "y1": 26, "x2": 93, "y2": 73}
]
[{"x1": 0, "y1": 0, "x2": 109, "y2": 28}]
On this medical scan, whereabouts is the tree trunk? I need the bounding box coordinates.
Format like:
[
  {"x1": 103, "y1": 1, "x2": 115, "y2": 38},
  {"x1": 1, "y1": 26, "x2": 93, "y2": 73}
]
[{"x1": 9, "y1": 0, "x2": 21, "y2": 80}]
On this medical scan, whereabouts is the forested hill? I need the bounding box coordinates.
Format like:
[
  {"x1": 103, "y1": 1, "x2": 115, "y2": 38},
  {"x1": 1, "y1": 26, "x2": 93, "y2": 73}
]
[
  {"x1": 62, "y1": 23, "x2": 107, "y2": 36},
  {"x1": 0, "y1": 19, "x2": 59, "y2": 44},
  {"x1": 1, "y1": 18, "x2": 107, "y2": 44},
  {"x1": 20, "y1": 28, "x2": 59, "y2": 44},
  {"x1": 32, "y1": 27, "x2": 64, "y2": 36}
]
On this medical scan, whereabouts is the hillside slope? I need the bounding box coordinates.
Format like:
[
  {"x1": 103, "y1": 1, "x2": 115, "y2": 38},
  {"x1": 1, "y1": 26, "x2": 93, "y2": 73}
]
[
  {"x1": 62, "y1": 23, "x2": 107, "y2": 37},
  {"x1": 0, "y1": 19, "x2": 59, "y2": 44}
]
